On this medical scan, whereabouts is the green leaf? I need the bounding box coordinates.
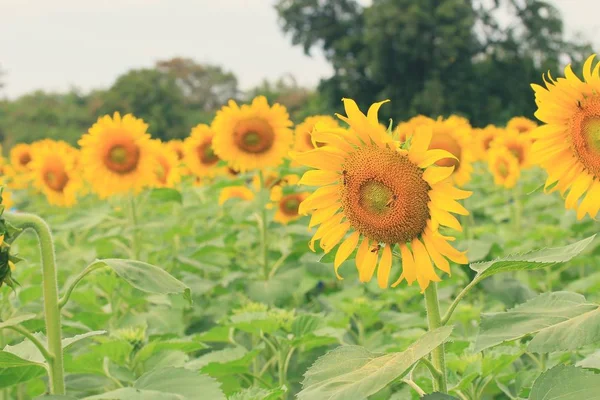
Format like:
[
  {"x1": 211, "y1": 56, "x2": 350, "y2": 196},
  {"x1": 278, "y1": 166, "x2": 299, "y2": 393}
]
[
  {"x1": 134, "y1": 339, "x2": 207, "y2": 366},
  {"x1": 577, "y1": 350, "x2": 600, "y2": 369},
  {"x1": 0, "y1": 351, "x2": 46, "y2": 389},
  {"x1": 35, "y1": 397, "x2": 78, "y2": 400},
  {"x1": 470, "y1": 235, "x2": 595, "y2": 279},
  {"x1": 185, "y1": 346, "x2": 247, "y2": 370},
  {"x1": 92, "y1": 259, "x2": 191, "y2": 304},
  {"x1": 297, "y1": 326, "x2": 453, "y2": 400},
  {"x1": 63, "y1": 331, "x2": 107, "y2": 349},
  {"x1": 475, "y1": 291, "x2": 600, "y2": 353},
  {"x1": 0, "y1": 314, "x2": 37, "y2": 330},
  {"x1": 422, "y1": 394, "x2": 459, "y2": 400},
  {"x1": 149, "y1": 188, "x2": 183, "y2": 204},
  {"x1": 229, "y1": 386, "x2": 287, "y2": 400},
  {"x1": 529, "y1": 365, "x2": 600, "y2": 400},
  {"x1": 84, "y1": 368, "x2": 225, "y2": 400}
]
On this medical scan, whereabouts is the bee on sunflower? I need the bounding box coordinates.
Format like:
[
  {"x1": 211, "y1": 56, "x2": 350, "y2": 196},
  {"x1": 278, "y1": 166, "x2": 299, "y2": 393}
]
[
  {"x1": 29, "y1": 140, "x2": 82, "y2": 207},
  {"x1": 293, "y1": 99, "x2": 471, "y2": 291},
  {"x1": 530, "y1": 54, "x2": 600, "y2": 219},
  {"x1": 212, "y1": 96, "x2": 293, "y2": 172},
  {"x1": 78, "y1": 112, "x2": 155, "y2": 198}
]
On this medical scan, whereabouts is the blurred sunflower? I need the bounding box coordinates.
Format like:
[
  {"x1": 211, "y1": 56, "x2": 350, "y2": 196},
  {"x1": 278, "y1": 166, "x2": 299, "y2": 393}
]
[
  {"x1": 252, "y1": 170, "x2": 281, "y2": 191},
  {"x1": 184, "y1": 124, "x2": 220, "y2": 177},
  {"x1": 79, "y1": 112, "x2": 154, "y2": 198},
  {"x1": 490, "y1": 129, "x2": 532, "y2": 169},
  {"x1": 10, "y1": 143, "x2": 33, "y2": 173},
  {"x1": 212, "y1": 96, "x2": 293, "y2": 172},
  {"x1": 475, "y1": 125, "x2": 504, "y2": 160},
  {"x1": 293, "y1": 115, "x2": 340, "y2": 152},
  {"x1": 267, "y1": 175, "x2": 309, "y2": 224},
  {"x1": 149, "y1": 140, "x2": 182, "y2": 188},
  {"x1": 30, "y1": 141, "x2": 82, "y2": 206},
  {"x1": 293, "y1": 99, "x2": 471, "y2": 291},
  {"x1": 393, "y1": 115, "x2": 434, "y2": 143},
  {"x1": 1, "y1": 190, "x2": 14, "y2": 210},
  {"x1": 488, "y1": 147, "x2": 520, "y2": 189},
  {"x1": 218, "y1": 186, "x2": 255, "y2": 205},
  {"x1": 166, "y1": 139, "x2": 185, "y2": 161},
  {"x1": 422, "y1": 116, "x2": 474, "y2": 186},
  {"x1": 507, "y1": 116, "x2": 537, "y2": 135},
  {"x1": 531, "y1": 54, "x2": 600, "y2": 219}
]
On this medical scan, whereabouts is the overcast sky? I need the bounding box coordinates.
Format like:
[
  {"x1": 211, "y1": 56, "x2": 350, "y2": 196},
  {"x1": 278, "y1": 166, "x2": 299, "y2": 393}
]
[{"x1": 1, "y1": 0, "x2": 598, "y2": 99}]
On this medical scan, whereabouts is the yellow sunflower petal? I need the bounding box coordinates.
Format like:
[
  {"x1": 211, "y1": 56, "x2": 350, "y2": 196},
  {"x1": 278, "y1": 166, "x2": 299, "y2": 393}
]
[{"x1": 334, "y1": 231, "x2": 361, "y2": 278}]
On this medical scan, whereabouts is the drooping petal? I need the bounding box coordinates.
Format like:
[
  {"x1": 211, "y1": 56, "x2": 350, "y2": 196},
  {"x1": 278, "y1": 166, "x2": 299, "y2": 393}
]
[
  {"x1": 334, "y1": 231, "x2": 361, "y2": 278},
  {"x1": 377, "y1": 245, "x2": 393, "y2": 289}
]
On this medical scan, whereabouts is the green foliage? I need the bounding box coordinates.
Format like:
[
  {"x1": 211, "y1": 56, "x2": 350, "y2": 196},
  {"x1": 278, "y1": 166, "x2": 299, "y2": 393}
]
[{"x1": 529, "y1": 365, "x2": 600, "y2": 400}]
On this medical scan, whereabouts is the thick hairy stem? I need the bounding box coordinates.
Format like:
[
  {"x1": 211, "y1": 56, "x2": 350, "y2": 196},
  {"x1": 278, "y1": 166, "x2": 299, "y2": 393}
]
[
  {"x1": 4, "y1": 213, "x2": 65, "y2": 395},
  {"x1": 424, "y1": 283, "x2": 448, "y2": 393}
]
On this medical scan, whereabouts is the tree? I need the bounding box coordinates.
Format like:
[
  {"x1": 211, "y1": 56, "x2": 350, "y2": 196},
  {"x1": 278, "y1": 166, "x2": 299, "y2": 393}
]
[
  {"x1": 247, "y1": 74, "x2": 317, "y2": 121},
  {"x1": 276, "y1": 0, "x2": 596, "y2": 126},
  {"x1": 99, "y1": 69, "x2": 188, "y2": 140},
  {"x1": 156, "y1": 58, "x2": 239, "y2": 112}
]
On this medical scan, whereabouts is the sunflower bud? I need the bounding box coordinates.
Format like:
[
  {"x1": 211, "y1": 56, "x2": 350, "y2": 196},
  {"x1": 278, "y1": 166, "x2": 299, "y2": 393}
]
[{"x1": 0, "y1": 187, "x2": 22, "y2": 290}]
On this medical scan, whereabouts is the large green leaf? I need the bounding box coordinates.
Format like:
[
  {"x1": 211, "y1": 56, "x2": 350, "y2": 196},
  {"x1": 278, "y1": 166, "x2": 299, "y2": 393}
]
[
  {"x1": 422, "y1": 394, "x2": 459, "y2": 400},
  {"x1": 529, "y1": 365, "x2": 600, "y2": 400},
  {"x1": 577, "y1": 350, "x2": 600, "y2": 369},
  {"x1": 0, "y1": 314, "x2": 37, "y2": 330},
  {"x1": 91, "y1": 259, "x2": 191, "y2": 304},
  {"x1": 297, "y1": 326, "x2": 453, "y2": 400},
  {"x1": 0, "y1": 351, "x2": 46, "y2": 389},
  {"x1": 470, "y1": 235, "x2": 595, "y2": 279},
  {"x1": 229, "y1": 386, "x2": 287, "y2": 400},
  {"x1": 84, "y1": 368, "x2": 225, "y2": 400},
  {"x1": 149, "y1": 188, "x2": 183, "y2": 204},
  {"x1": 475, "y1": 291, "x2": 600, "y2": 353}
]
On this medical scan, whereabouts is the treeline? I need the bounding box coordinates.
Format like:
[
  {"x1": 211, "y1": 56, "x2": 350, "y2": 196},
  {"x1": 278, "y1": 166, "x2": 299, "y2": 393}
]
[
  {"x1": 0, "y1": 0, "x2": 596, "y2": 146},
  {"x1": 0, "y1": 58, "x2": 318, "y2": 146}
]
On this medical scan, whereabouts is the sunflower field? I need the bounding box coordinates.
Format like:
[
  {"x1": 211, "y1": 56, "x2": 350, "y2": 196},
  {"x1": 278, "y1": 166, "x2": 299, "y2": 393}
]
[{"x1": 0, "y1": 53, "x2": 599, "y2": 400}]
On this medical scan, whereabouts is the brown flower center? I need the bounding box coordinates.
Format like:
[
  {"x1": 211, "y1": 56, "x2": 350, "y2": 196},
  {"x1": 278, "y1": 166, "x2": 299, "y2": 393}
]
[
  {"x1": 197, "y1": 141, "x2": 219, "y2": 166},
  {"x1": 569, "y1": 96, "x2": 600, "y2": 178},
  {"x1": 233, "y1": 118, "x2": 275, "y2": 154},
  {"x1": 156, "y1": 156, "x2": 170, "y2": 184},
  {"x1": 497, "y1": 159, "x2": 509, "y2": 178},
  {"x1": 340, "y1": 145, "x2": 430, "y2": 244},
  {"x1": 43, "y1": 164, "x2": 69, "y2": 192},
  {"x1": 430, "y1": 134, "x2": 462, "y2": 169},
  {"x1": 19, "y1": 152, "x2": 32, "y2": 167},
  {"x1": 280, "y1": 194, "x2": 303, "y2": 216},
  {"x1": 104, "y1": 139, "x2": 140, "y2": 174},
  {"x1": 507, "y1": 143, "x2": 525, "y2": 165}
]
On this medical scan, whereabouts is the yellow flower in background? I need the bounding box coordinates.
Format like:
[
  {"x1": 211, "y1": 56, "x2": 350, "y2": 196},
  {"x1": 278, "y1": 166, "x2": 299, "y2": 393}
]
[
  {"x1": 293, "y1": 115, "x2": 340, "y2": 152},
  {"x1": 30, "y1": 140, "x2": 82, "y2": 207},
  {"x1": 212, "y1": 96, "x2": 293, "y2": 172},
  {"x1": 475, "y1": 125, "x2": 504, "y2": 160},
  {"x1": 149, "y1": 140, "x2": 182, "y2": 188},
  {"x1": 218, "y1": 186, "x2": 255, "y2": 205},
  {"x1": 488, "y1": 147, "x2": 520, "y2": 189},
  {"x1": 183, "y1": 124, "x2": 221, "y2": 177},
  {"x1": 507, "y1": 116, "x2": 537, "y2": 135},
  {"x1": 394, "y1": 115, "x2": 434, "y2": 143},
  {"x1": 424, "y1": 116, "x2": 475, "y2": 186},
  {"x1": 10, "y1": 143, "x2": 33, "y2": 173},
  {"x1": 293, "y1": 99, "x2": 471, "y2": 291},
  {"x1": 1, "y1": 190, "x2": 14, "y2": 210},
  {"x1": 266, "y1": 174, "x2": 307, "y2": 224},
  {"x1": 79, "y1": 112, "x2": 154, "y2": 198},
  {"x1": 166, "y1": 139, "x2": 185, "y2": 161},
  {"x1": 531, "y1": 54, "x2": 600, "y2": 219},
  {"x1": 252, "y1": 170, "x2": 281, "y2": 192},
  {"x1": 490, "y1": 129, "x2": 532, "y2": 169}
]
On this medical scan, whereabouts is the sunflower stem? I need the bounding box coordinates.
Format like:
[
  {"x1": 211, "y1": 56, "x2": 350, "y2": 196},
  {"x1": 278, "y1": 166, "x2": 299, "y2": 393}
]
[
  {"x1": 424, "y1": 282, "x2": 448, "y2": 393},
  {"x1": 128, "y1": 195, "x2": 141, "y2": 260},
  {"x1": 4, "y1": 212, "x2": 65, "y2": 395},
  {"x1": 258, "y1": 171, "x2": 270, "y2": 280}
]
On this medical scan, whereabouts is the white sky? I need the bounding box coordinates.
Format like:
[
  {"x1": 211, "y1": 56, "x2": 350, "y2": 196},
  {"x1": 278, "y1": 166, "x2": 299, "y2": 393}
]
[{"x1": 0, "y1": 0, "x2": 598, "y2": 99}]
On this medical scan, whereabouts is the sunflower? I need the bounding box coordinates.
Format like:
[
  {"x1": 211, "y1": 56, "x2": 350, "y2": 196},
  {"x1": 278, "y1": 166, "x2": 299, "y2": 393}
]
[
  {"x1": 148, "y1": 140, "x2": 182, "y2": 188},
  {"x1": 507, "y1": 116, "x2": 537, "y2": 135},
  {"x1": 419, "y1": 116, "x2": 475, "y2": 186},
  {"x1": 394, "y1": 115, "x2": 434, "y2": 143},
  {"x1": 531, "y1": 54, "x2": 600, "y2": 219},
  {"x1": 490, "y1": 129, "x2": 532, "y2": 168},
  {"x1": 183, "y1": 124, "x2": 221, "y2": 178},
  {"x1": 29, "y1": 141, "x2": 82, "y2": 206},
  {"x1": 294, "y1": 115, "x2": 340, "y2": 152},
  {"x1": 218, "y1": 186, "x2": 255, "y2": 205},
  {"x1": 1, "y1": 190, "x2": 14, "y2": 210},
  {"x1": 79, "y1": 112, "x2": 154, "y2": 198},
  {"x1": 266, "y1": 174, "x2": 308, "y2": 224},
  {"x1": 10, "y1": 144, "x2": 33, "y2": 173},
  {"x1": 212, "y1": 96, "x2": 293, "y2": 172},
  {"x1": 475, "y1": 125, "x2": 504, "y2": 160},
  {"x1": 488, "y1": 147, "x2": 520, "y2": 189},
  {"x1": 292, "y1": 99, "x2": 471, "y2": 291},
  {"x1": 167, "y1": 140, "x2": 185, "y2": 161}
]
